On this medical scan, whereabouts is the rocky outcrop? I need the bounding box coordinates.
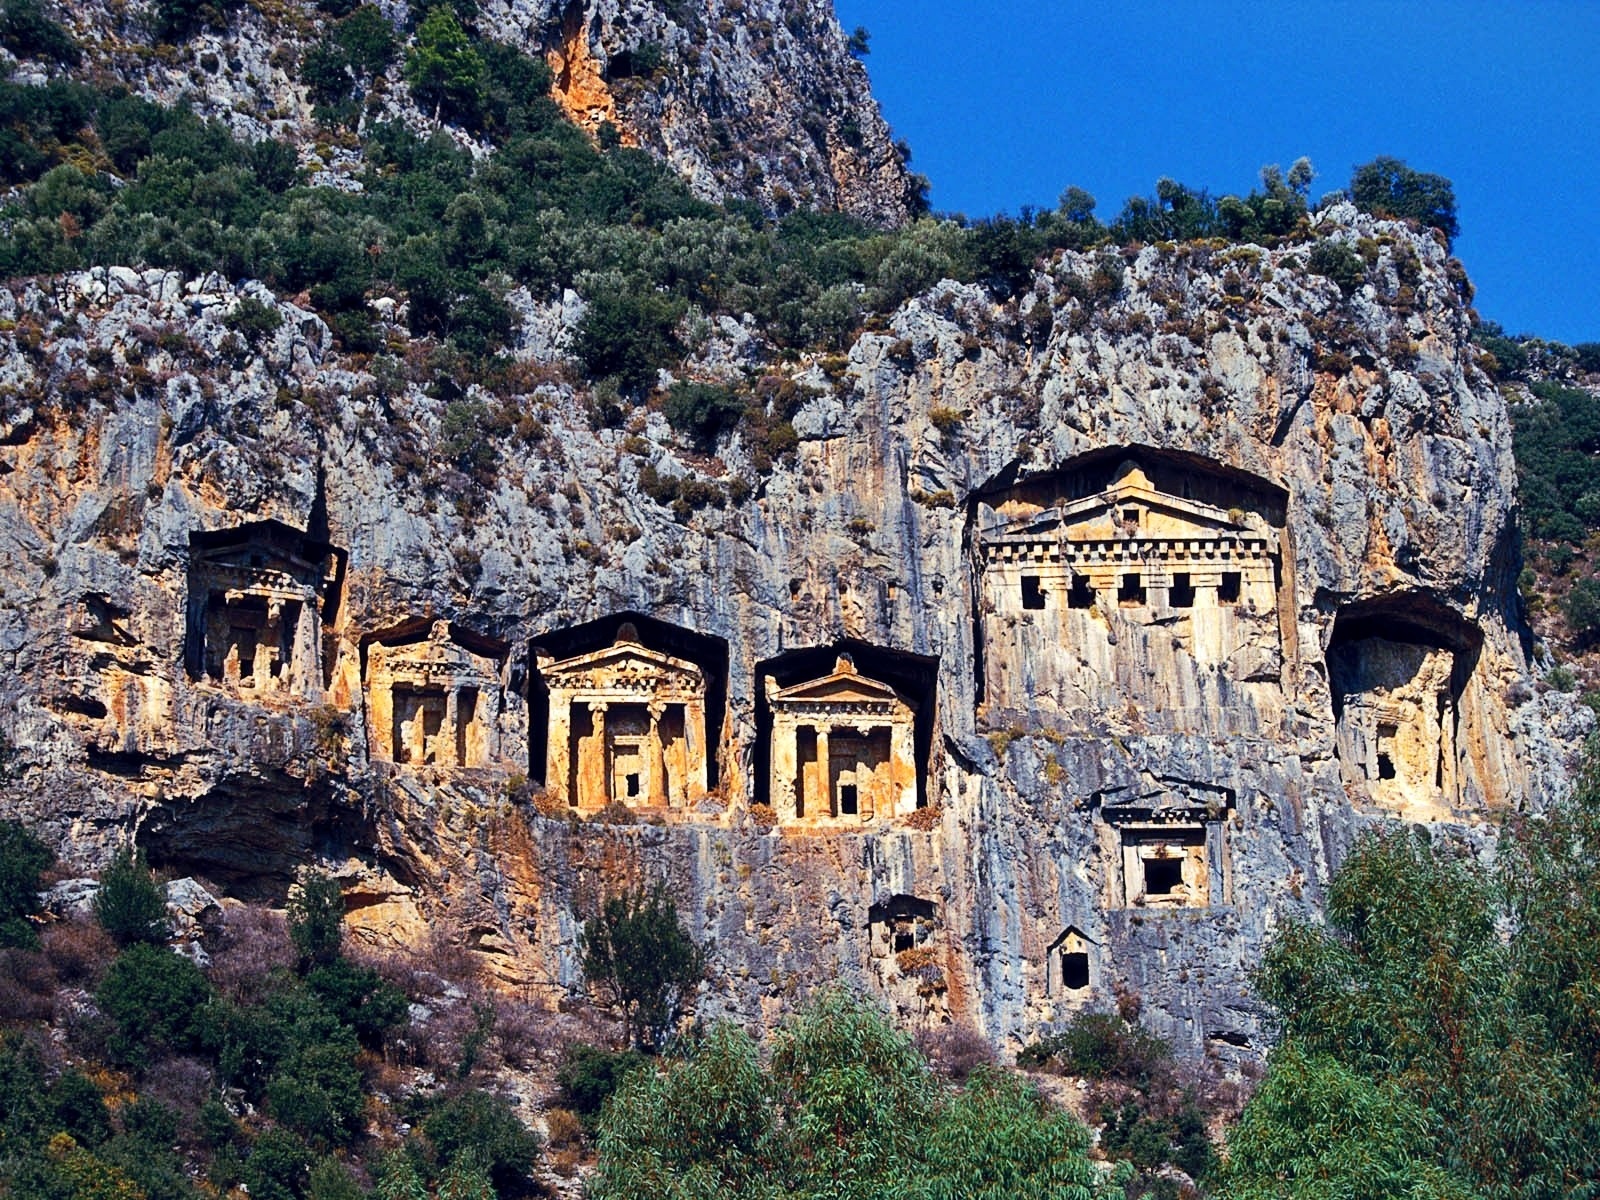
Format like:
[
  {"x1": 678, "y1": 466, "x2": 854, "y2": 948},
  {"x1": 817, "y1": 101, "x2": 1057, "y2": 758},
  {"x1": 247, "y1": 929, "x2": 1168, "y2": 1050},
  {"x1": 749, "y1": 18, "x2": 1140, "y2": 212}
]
[
  {"x1": 22, "y1": 0, "x2": 915, "y2": 224},
  {"x1": 0, "y1": 210, "x2": 1589, "y2": 1061}
]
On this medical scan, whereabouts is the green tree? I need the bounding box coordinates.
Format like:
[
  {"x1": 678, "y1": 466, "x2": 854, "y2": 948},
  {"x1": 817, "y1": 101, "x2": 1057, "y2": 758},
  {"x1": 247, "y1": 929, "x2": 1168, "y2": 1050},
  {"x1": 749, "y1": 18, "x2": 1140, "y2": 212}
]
[
  {"x1": 287, "y1": 872, "x2": 345, "y2": 969},
  {"x1": 579, "y1": 884, "x2": 706, "y2": 1049},
  {"x1": 94, "y1": 846, "x2": 170, "y2": 947},
  {"x1": 1229, "y1": 758, "x2": 1600, "y2": 1199},
  {"x1": 0, "y1": 820, "x2": 52, "y2": 948},
  {"x1": 1350, "y1": 156, "x2": 1459, "y2": 243},
  {"x1": 1220, "y1": 1044, "x2": 1475, "y2": 1200},
  {"x1": 0, "y1": 0, "x2": 79, "y2": 63},
  {"x1": 570, "y1": 285, "x2": 685, "y2": 396},
  {"x1": 405, "y1": 6, "x2": 484, "y2": 124},
  {"x1": 422, "y1": 1092, "x2": 542, "y2": 1193},
  {"x1": 590, "y1": 989, "x2": 1121, "y2": 1200},
  {"x1": 96, "y1": 943, "x2": 213, "y2": 1062}
]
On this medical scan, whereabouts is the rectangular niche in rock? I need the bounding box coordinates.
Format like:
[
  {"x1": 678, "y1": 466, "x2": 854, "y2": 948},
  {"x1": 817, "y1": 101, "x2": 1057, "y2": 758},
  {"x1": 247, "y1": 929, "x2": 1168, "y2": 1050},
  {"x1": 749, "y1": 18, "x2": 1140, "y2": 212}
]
[
  {"x1": 972, "y1": 450, "x2": 1289, "y2": 728},
  {"x1": 868, "y1": 894, "x2": 939, "y2": 957},
  {"x1": 1095, "y1": 779, "x2": 1235, "y2": 909},
  {"x1": 184, "y1": 520, "x2": 345, "y2": 701},
  {"x1": 536, "y1": 623, "x2": 709, "y2": 813},
  {"x1": 1327, "y1": 593, "x2": 1492, "y2": 819},
  {"x1": 365, "y1": 620, "x2": 507, "y2": 768},
  {"x1": 765, "y1": 654, "x2": 919, "y2": 826},
  {"x1": 1048, "y1": 925, "x2": 1095, "y2": 994}
]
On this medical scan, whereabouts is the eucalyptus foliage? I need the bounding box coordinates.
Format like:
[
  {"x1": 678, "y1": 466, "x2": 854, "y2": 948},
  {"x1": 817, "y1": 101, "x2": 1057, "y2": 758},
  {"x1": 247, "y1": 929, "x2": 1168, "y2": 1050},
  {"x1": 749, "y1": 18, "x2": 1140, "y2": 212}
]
[
  {"x1": 1219, "y1": 742, "x2": 1600, "y2": 1199},
  {"x1": 590, "y1": 988, "x2": 1122, "y2": 1200}
]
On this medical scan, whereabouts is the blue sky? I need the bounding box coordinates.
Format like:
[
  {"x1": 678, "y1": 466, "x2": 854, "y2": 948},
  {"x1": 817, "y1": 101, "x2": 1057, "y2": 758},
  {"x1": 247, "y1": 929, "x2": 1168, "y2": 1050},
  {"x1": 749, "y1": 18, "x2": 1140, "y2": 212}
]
[{"x1": 833, "y1": 1, "x2": 1599, "y2": 344}]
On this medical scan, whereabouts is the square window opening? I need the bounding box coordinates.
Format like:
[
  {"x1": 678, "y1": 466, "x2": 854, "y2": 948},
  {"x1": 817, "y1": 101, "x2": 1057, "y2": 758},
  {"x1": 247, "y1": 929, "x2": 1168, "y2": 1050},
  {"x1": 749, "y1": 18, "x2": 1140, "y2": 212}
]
[
  {"x1": 1144, "y1": 856, "x2": 1184, "y2": 897},
  {"x1": 1021, "y1": 575, "x2": 1046, "y2": 610},
  {"x1": 1118, "y1": 572, "x2": 1147, "y2": 606},
  {"x1": 1218, "y1": 572, "x2": 1242, "y2": 604},
  {"x1": 1169, "y1": 572, "x2": 1195, "y2": 608},
  {"x1": 1061, "y1": 950, "x2": 1090, "y2": 991},
  {"x1": 839, "y1": 784, "x2": 858, "y2": 816}
]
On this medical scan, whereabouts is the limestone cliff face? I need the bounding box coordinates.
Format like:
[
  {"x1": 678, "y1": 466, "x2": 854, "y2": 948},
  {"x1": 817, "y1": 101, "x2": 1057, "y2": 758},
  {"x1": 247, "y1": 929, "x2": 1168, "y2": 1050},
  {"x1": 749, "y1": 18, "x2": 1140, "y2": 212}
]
[
  {"x1": 18, "y1": 0, "x2": 914, "y2": 223},
  {"x1": 0, "y1": 210, "x2": 1589, "y2": 1060}
]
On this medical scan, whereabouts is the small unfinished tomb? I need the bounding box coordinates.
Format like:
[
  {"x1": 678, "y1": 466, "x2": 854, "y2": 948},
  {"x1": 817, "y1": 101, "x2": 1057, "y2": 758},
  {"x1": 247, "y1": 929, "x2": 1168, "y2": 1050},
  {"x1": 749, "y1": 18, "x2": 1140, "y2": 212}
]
[
  {"x1": 766, "y1": 655, "x2": 919, "y2": 826},
  {"x1": 536, "y1": 625, "x2": 709, "y2": 812},
  {"x1": 365, "y1": 620, "x2": 507, "y2": 768},
  {"x1": 184, "y1": 520, "x2": 344, "y2": 701},
  {"x1": 1327, "y1": 595, "x2": 1499, "y2": 819},
  {"x1": 1095, "y1": 780, "x2": 1234, "y2": 909}
]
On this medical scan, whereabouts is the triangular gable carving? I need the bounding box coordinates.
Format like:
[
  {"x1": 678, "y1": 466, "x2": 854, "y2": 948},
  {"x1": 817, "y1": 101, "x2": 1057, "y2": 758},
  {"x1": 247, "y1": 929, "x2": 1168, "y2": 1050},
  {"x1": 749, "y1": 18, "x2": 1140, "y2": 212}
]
[
  {"x1": 770, "y1": 656, "x2": 910, "y2": 709},
  {"x1": 1047, "y1": 924, "x2": 1097, "y2": 951},
  {"x1": 367, "y1": 620, "x2": 505, "y2": 685},
  {"x1": 539, "y1": 636, "x2": 706, "y2": 700},
  {"x1": 995, "y1": 463, "x2": 1249, "y2": 541},
  {"x1": 193, "y1": 519, "x2": 341, "y2": 585}
]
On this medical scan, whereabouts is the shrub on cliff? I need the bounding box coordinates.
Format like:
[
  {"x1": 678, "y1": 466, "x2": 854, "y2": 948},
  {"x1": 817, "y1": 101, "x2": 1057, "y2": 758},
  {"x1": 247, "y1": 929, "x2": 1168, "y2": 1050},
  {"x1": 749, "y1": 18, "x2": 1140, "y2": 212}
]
[
  {"x1": 1307, "y1": 239, "x2": 1366, "y2": 295},
  {"x1": 572, "y1": 287, "x2": 686, "y2": 398},
  {"x1": 579, "y1": 884, "x2": 706, "y2": 1050},
  {"x1": 405, "y1": 7, "x2": 484, "y2": 124},
  {"x1": 0, "y1": 0, "x2": 79, "y2": 63},
  {"x1": 1350, "y1": 155, "x2": 1459, "y2": 243},
  {"x1": 0, "y1": 821, "x2": 52, "y2": 949},
  {"x1": 94, "y1": 847, "x2": 170, "y2": 947}
]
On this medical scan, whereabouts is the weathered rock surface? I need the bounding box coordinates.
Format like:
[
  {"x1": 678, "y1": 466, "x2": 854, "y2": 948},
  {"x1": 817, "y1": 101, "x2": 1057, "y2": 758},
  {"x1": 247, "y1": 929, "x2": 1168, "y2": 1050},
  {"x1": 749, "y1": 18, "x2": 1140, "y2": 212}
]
[
  {"x1": 24, "y1": 0, "x2": 915, "y2": 224},
  {"x1": 0, "y1": 209, "x2": 1589, "y2": 1061}
]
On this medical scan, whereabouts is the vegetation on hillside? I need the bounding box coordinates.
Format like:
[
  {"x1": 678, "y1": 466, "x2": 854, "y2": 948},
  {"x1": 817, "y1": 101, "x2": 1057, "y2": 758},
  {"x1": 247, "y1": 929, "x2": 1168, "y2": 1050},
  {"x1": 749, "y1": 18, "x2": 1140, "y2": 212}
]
[
  {"x1": 0, "y1": 0, "x2": 1462, "y2": 389},
  {"x1": 1220, "y1": 739, "x2": 1600, "y2": 1198},
  {"x1": 588, "y1": 988, "x2": 1124, "y2": 1200},
  {"x1": 1477, "y1": 326, "x2": 1600, "y2": 708}
]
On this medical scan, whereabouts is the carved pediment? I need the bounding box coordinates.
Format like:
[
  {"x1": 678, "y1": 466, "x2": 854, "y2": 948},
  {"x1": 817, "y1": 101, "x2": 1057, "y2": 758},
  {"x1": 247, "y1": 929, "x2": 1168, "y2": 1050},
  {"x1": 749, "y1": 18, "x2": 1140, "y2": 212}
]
[
  {"x1": 994, "y1": 463, "x2": 1250, "y2": 543},
  {"x1": 192, "y1": 519, "x2": 343, "y2": 593},
  {"x1": 368, "y1": 620, "x2": 505, "y2": 685},
  {"x1": 1094, "y1": 775, "x2": 1235, "y2": 825},
  {"x1": 770, "y1": 656, "x2": 911, "y2": 713},
  {"x1": 541, "y1": 640, "x2": 705, "y2": 695}
]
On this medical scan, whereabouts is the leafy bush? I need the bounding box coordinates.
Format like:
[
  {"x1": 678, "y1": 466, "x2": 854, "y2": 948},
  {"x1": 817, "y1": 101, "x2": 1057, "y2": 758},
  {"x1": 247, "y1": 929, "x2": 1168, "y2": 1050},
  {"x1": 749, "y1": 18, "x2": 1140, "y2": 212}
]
[
  {"x1": 0, "y1": 820, "x2": 52, "y2": 949},
  {"x1": 422, "y1": 1090, "x2": 542, "y2": 1193},
  {"x1": 556, "y1": 1043, "x2": 648, "y2": 1129},
  {"x1": 1563, "y1": 576, "x2": 1600, "y2": 642},
  {"x1": 305, "y1": 957, "x2": 408, "y2": 1047},
  {"x1": 149, "y1": 0, "x2": 241, "y2": 43},
  {"x1": 579, "y1": 884, "x2": 707, "y2": 1049},
  {"x1": 1350, "y1": 155, "x2": 1459, "y2": 243},
  {"x1": 0, "y1": 0, "x2": 79, "y2": 63},
  {"x1": 589, "y1": 989, "x2": 1117, "y2": 1200},
  {"x1": 405, "y1": 6, "x2": 484, "y2": 125},
  {"x1": 287, "y1": 872, "x2": 344, "y2": 969},
  {"x1": 96, "y1": 943, "x2": 212, "y2": 1061},
  {"x1": 1307, "y1": 239, "x2": 1366, "y2": 295},
  {"x1": 94, "y1": 847, "x2": 170, "y2": 947},
  {"x1": 662, "y1": 381, "x2": 745, "y2": 448},
  {"x1": 572, "y1": 287, "x2": 686, "y2": 397},
  {"x1": 1016, "y1": 1011, "x2": 1170, "y2": 1086},
  {"x1": 223, "y1": 297, "x2": 282, "y2": 344}
]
